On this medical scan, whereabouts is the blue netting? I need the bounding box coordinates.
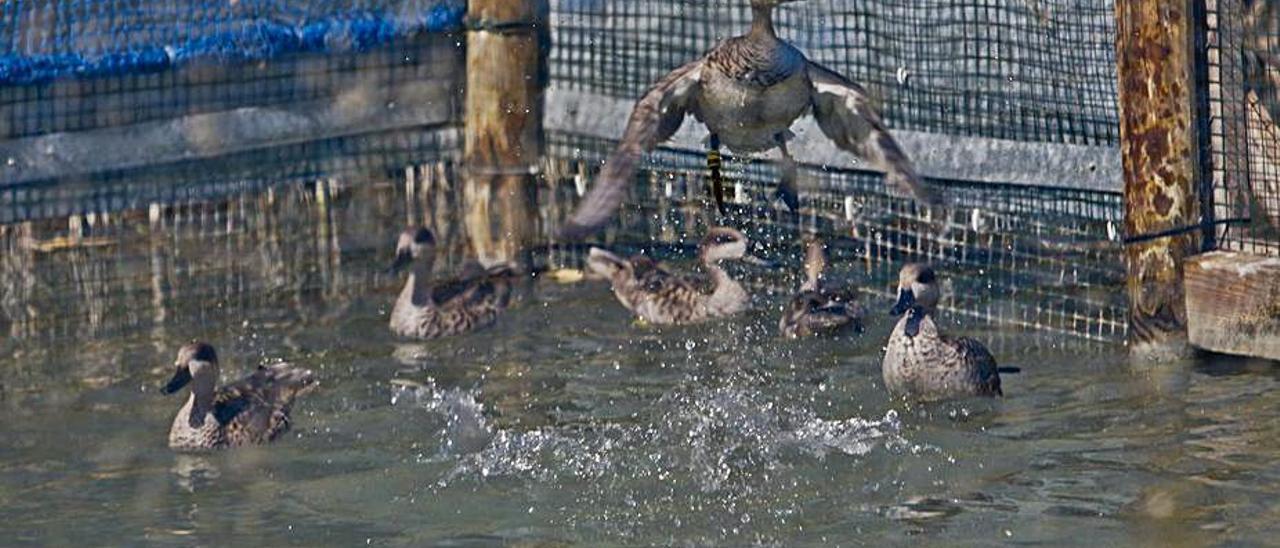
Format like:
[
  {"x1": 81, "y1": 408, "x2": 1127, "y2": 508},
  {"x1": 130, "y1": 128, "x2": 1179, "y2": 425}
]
[{"x1": 0, "y1": 0, "x2": 466, "y2": 85}]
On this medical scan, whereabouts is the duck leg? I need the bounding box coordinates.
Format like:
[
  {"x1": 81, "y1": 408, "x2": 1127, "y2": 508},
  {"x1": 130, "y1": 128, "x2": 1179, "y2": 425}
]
[
  {"x1": 707, "y1": 133, "x2": 729, "y2": 215},
  {"x1": 776, "y1": 136, "x2": 801, "y2": 212}
]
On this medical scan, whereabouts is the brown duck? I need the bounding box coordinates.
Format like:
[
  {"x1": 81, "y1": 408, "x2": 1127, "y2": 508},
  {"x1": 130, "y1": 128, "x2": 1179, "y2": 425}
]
[
  {"x1": 162, "y1": 342, "x2": 317, "y2": 451},
  {"x1": 560, "y1": 0, "x2": 940, "y2": 238},
  {"x1": 779, "y1": 237, "x2": 863, "y2": 338},
  {"x1": 387, "y1": 227, "x2": 519, "y2": 340},
  {"x1": 587, "y1": 227, "x2": 769, "y2": 325},
  {"x1": 882, "y1": 264, "x2": 1018, "y2": 400}
]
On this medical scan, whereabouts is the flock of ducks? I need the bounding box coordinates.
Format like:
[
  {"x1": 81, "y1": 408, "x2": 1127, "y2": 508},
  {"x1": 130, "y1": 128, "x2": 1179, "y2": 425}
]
[
  {"x1": 162, "y1": 226, "x2": 1011, "y2": 450},
  {"x1": 159, "y1": 0, "x2": 1010, "y2": 451}
]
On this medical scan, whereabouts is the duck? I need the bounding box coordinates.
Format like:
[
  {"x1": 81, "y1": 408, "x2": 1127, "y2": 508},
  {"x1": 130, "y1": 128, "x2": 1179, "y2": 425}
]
[
  {"x1": 162, "y1": 342, "x2": 317, "y2": 451},
  {"x1": 387, "y1": 227, "x2": 519, "y2": 339},
  {"x1": 559, "y1": 0, "x2": 942, "y2": 239},
  {"x1": 586, "y1": 227, "x2": 768, "y2": 324},
  {"x1": 882, "y1": 264, "x2": 1009, "y2": 400},
  {"x1": 779, "y1": 237, "x2": 863, "y2": 338}
]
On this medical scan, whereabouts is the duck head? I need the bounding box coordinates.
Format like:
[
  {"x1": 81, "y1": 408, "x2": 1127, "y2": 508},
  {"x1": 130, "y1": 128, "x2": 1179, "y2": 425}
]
[
  {"x1": 698, "y1": 227, "x2": 773, "y2": 266},
  {"x1": 387, "y1": 227, "x2": 436, "y2": 274},
  {"x1": 801, "y1": 236, "x2": 828, "y2": 292},
  {"x1": 163, "y1": 342, "x2": 221, "y2": 427},
  {"x1": 890, "y1": 264, "x2": 939, "y2": 337},
  {"x1": 749, "y1": 0, "x2": 802, "y2": 34}
]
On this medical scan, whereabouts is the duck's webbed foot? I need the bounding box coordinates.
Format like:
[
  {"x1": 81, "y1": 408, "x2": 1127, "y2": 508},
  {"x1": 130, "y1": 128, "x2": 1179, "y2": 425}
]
[{"x1": 707, "y1": 134, "x2": 729, "y2": 216}]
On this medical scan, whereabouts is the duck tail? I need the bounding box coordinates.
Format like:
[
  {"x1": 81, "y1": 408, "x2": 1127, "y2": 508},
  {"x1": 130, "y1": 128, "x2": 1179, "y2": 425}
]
[
  {"x1": 263, "y1": 363, "x2": 319, "y2": 401},
  {"x1": 997, "y1": 366, "x2": 1022, "y2": 374}
]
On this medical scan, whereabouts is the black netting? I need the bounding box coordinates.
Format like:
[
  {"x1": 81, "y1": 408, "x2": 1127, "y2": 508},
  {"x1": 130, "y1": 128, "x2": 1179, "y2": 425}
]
[
  {"x1": 550, "y1": 0, "x2": 1119, "y2": 146},
  {"x1": 1206, "y1": 0, "x2": 1280, "y2": 256},
  {"x1": 0, "y1": 32, "x2": 461, "y2": 142},
  {"x1": 543, "y1": 132, "x2": 1126, "y2": 341}
]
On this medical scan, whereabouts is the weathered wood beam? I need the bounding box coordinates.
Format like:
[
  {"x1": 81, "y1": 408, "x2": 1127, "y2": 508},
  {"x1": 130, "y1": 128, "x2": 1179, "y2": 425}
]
[
  {"x1": 1185, "y1": 251, "x2": 1280, "y2": 361},
  {"x1": 463, "y1": 0, "x2": 548, "y2": 267},
  {"x1": 1114, "y1": 1, "x2": 1204, "y2": 358}
]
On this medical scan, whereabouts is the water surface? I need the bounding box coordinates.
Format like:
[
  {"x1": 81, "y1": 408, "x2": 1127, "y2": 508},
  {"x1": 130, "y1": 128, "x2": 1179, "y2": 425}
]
[{"x1": 0, "y1": 178, "x2": 1275, "y2": 546}]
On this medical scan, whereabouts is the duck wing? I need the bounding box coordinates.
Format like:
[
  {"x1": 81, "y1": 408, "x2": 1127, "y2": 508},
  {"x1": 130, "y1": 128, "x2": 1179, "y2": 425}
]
[
  {"x1": 786, "y1": 290, "x2": 862, "y2": 336},
  {"x1": 561, "y1": 60, "x2": 704, "y2": 239},
  {"x1": 213, "y1": 363, "x2": 317, "y2": 426},
  {"x1": 434, "y1": 265, "x2": 519, "y2": 310},
  {"x1": 945, "y1": 336, "x2": 1002, "y2": 396},
  {"x1": 808, "y1": 62, "x2": 942, "y2": 207}
]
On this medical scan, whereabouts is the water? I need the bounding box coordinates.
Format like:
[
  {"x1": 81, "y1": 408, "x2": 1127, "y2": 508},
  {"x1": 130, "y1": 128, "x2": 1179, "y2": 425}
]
[{"x1": 0, "y1": 180, "x2": 1277, "y2": 546}]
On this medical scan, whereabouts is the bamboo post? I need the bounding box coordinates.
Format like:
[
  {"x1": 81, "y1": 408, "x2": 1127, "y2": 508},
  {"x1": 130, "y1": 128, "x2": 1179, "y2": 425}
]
[
  {"x1": 1114, "y1": 1, "x2": 1203, "y2": 359},
  {"x1": 463, "y1": 0, "x2": 548, "y2": 268}
]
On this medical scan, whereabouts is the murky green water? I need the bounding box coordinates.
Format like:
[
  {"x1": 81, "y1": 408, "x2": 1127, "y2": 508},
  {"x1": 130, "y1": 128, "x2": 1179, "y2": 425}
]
[{"x1": 0, "y1": 178, "x2": 1276, "y2": 546}]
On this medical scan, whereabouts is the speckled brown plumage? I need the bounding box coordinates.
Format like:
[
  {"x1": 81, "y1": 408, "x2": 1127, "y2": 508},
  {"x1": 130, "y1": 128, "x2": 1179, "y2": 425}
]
[
  {"x1": 779, "y1": 238, "x2": 863, "y2": 338},
  {"x1": 883, "y1": 314, "x2": 1002, "y2": 400},
  {"x1": 881, "y1": 264, "x2": 1003, "y2": 401},
  {"x1": 560, "y1": 0, "x2": 941, "y2": 239},
  {"x1": 163, "y1": 343, "x2": 317, "y2": 451},
  {"x1": 781, "y1": 289, "x2": 864, "y2": 339},
  {"x1": 388, "y1": 227, "x2": 519, "y2": 340},
  {"x1": 588, "y1": 227, "x2": 758, "y2": 325}
]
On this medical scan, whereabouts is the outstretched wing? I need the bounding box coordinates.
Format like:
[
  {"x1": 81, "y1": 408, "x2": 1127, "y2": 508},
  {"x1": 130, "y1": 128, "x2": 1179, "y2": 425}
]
[
  {"x1": 560, "y1": 60, "x2": 704, "y2": 239},
  {"x1": 808, "y1": 62, "x2": 942, "y2": 206}
]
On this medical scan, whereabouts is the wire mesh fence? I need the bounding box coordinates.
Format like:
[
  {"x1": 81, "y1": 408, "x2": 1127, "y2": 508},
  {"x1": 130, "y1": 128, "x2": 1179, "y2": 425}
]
[
  {"x1": 542, "y1": 131, "x2": 1127, "y2": 341},
  {"x1": 1206, "y1": 0, "x2": 1280, "y2": 256},
  {"x1": 0, "y1": 32, "x2": 462, "y2": 142},
  {"x1": 543, "y1": 0, "x2": 1127, "y2": 341},
  {"x1": 0, "y1": 0, "x2": 1134, "y2": 344}
]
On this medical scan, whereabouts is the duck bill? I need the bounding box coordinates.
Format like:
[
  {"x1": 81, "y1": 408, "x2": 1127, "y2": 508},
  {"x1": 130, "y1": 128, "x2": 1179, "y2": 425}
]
[
  {"x1": 740, "y1": 254, "x2": 777, "y2": 268},
  {"x1": 162, "y1": 367, "x2": 192, "y2": 394},
  {"x1": 890, "y1": 289, "x2": 915, "y2": 316},
  {"x1": 385, "y1": 249, "x2": 413, "y2": 275}
]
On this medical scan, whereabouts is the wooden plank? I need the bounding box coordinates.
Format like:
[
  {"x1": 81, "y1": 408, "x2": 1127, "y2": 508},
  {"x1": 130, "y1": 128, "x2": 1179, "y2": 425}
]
[
  {"x1": 1114, "y1": 0, "x2": 1203, "y2": 357},
  {"x1": 1185, "y1": 251, "x2": 1280, "y2": 360}
]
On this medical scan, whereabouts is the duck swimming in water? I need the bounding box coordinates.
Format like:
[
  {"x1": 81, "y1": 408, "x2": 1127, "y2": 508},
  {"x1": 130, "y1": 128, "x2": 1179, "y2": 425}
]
[
  {"x1": 779, "y1": 237, "x2": 863, "y2": 338},
  {"x1": 587, "y1": 227, "x2": 768, "y2": 325},
  {"x1": 388, "y1": 227, "x2": 519, "y2": 339},
  {"x1": 162, "y1": 342, "x2": 317, "y2": 451},
  {"x1": 560, "y1": 0, "x2": 941, "y2": 239},
  {"x1": 882, "y1": 264, "x2": 1011, "y2": 400}
]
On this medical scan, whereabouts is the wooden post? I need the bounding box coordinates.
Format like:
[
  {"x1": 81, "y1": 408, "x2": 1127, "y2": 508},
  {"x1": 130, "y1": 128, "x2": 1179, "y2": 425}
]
[
  {"x1": 1114, "y1": 1, "x2": 1203, "y2": 359},
  {"x1": 463, "y1": 0, "x2": 547, "y2": 268}
]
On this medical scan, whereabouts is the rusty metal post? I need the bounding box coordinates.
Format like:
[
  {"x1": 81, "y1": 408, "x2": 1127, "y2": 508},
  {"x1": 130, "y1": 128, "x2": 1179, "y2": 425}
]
[
  {"x1": 1114, "y1": 1, "x2": 1204, "y2": 359},
  {"x1": 463, "y1": 0, "x2": 547, "y2": 268}
]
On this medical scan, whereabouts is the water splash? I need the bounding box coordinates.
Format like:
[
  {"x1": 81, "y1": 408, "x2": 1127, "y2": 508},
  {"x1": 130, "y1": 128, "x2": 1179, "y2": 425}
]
[{"x1": 390, "y1": 379, "x2": 493, "y2": 456}]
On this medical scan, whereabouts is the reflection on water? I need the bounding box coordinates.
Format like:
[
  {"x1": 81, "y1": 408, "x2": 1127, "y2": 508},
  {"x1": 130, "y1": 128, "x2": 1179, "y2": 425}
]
[{"x1": 0, "y1": 160, "x2": 1276, "y2": 546}]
